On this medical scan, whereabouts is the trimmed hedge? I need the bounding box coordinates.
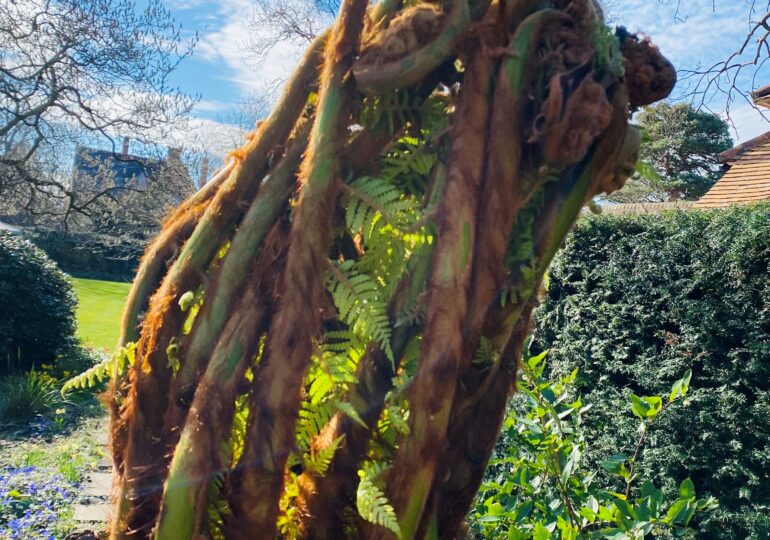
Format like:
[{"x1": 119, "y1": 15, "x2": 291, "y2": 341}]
[
  {"x1": 0, "y1": 233, "x2": 78, "y2": 374},
  {"x1": 533, "y1": 204, "x2": 770, "y2": 539},
  {"x1": 32, "y1": 229, "x2": 142, "y2": 281}
]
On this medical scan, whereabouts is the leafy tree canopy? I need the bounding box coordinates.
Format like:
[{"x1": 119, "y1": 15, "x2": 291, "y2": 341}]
[{"x1": 610, "y1": 102, "x2": 733, "y2": 202}]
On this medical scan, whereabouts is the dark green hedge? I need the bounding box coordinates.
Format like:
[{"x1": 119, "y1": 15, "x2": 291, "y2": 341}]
[
  {"x1": 533, "y1": 204, "x2": 770, "y2": 539},
  {"x1": 0, "y1": 233, "x2": 78, "y2": 374},
  {"x1": 32, "y1": 229, "x2": 142, "y2": 281}
]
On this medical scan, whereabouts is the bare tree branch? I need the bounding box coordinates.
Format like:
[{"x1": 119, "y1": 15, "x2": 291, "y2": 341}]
[{"x1": 0, "y1": 0, "x2": 198, "y2": 221}]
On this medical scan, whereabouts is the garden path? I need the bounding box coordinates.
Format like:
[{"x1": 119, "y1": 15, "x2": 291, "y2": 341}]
[{"x1": 73, "y1": 418, "x2": 111, "y2": 529}]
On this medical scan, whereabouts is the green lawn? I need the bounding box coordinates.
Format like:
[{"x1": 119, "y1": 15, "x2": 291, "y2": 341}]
[{"x1": 71, "y1": 277, "x2": 130, "y2": 351}]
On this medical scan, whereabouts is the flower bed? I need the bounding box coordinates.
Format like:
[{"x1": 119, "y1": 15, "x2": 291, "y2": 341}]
[{"x1": 0, "y1": 466, "x2": 77, "y2": 539}]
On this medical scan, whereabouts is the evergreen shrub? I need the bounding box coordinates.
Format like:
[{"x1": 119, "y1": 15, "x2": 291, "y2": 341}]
[
  {"x1": 534, "y1": 204, "x2": 770, "y2": 539},
  {"x1": 0, "y1": 233, "x2": 77, "y2": 374}
]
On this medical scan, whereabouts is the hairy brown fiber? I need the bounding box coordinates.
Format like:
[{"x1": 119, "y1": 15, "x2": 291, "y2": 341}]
[
  {"x1": 619, "y1": 29, "x2": 677, "y2": 107},
  {"x1": 226, "y1": 1, "x2": 369, "y2": 536},
  {"x1": 432, "y1": 301, "x2": 537, "y2": 539},
  {"x1": 101, "y1": 1, "x2": 675, "y2": 538},
  {"x1": 374, "y1": 41, "x2": 495, "y2": 540},
  {"x1": 110, "y1": 33, "x2": 326, "y2": 538},
  {"x1": 156, "y1": 219, "x2": 289, "y2": 538},
  {"x1": 358, "y1": 3, "x2": 446, "y2": 66}
]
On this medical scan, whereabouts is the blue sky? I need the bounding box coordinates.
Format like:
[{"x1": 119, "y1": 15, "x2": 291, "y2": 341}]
[{"x1": 161, "y1": 0, "x2": 770, "y2": 150}]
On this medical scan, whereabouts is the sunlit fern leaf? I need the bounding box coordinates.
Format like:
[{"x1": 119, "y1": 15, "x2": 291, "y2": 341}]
[
  {"x1": 61, "y1": 343, "x2": 135, "y2": 394},
  {"x1": 356, "y1": 463, "x2": 401, "y2": 538},
  {"x1": 228, "y1": 394, "x2": 249, "y2": 466},
  {"x1": 327, "y1": 261, "x2": 394, "y2": 364},
  {"x1": 344, "y1": 177, "x2": 420, "y2": 240},
  {"x1": 278, "y1": 472, "x2": 302, "y2": 540},
  {"x1": 307, "y1": 350, "x2": 358, "y2": 406},
  {"x1": 355, "y1": 222, "x2": 424, "y2": 299},
  {"x1": 377, "y1": 403, "x2": 411, "y2": 453},
  {"x1": 303, "y1": 435, "x2": 345, "y2": 476},
  {"x1": 296, "y1": 399, "x2": 336, "y2": 454}
]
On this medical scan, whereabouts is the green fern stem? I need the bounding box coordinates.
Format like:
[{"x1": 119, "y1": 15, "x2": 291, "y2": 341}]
[
  {"x1": 164, "y1": 119, "x2": 311, "y2": 433},
  {"x1": 299, "y1": 161, "x2": 447, "y2": 538},
  {"x1": 109, "y1": 32, "x2": 325, "y2": 540},
  {"x1": 380, "y1": 50, "x2": 496, "y2": 540},
  {"x1": 153, "y1": 341, "x2": 246, "y2": 540},
  {"x1": 117, "y1": 162, "x2": 233, "y2": 348},
  {"x1": 226, "y1": 2, "x2": 369, "y2": 535},
  {"x1": 353, "y1": 0, "x2": 471, "y2": 93}
]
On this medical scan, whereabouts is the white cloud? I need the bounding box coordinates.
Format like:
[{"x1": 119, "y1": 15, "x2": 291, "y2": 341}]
[
  {"x1": 181, "y1": 116, "x2": 248, "y2": 155},
  {"x1": 722, "y1": 102, "x2": 770, "y2": 144},
  {"x1": 614, "y1": 0, "x2": 747, "y2": 69},
  {"x1": 193, "y1": 99, "x2": 231, "y2": 114},
  {"x1": 185, "y1": 1, "x2": 770, "y2": 149},
  {"x1": 166, "y1": 0, "x2": 209, "y2": 10},
  {"x1": 194, "y1": 0, "x2": 315, "y2": 96}
]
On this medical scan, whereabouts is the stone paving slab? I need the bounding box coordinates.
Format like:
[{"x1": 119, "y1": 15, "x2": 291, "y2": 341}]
[
  {"x1": 73, "y1": 503, "x2": 111, "y2": 524},
  {"x1": 83, "y1": 472, "x2": 112, "y2": 498},
  {"x1": 74, "y1": 417, "x2": 113, "y2": 526}
]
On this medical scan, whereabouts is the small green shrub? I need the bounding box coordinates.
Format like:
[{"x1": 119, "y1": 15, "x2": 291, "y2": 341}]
[
  {"x1": 0, "y1": 371, "x2": 67, "y2": 425},
  {"x1": 470, "y1": 354, "x2": 716, "y2": 539},
  {"x1": 0, "y1": 233, "x2": 77, "y2": 374},
  {"x1": 534, "y1": 204, "x2": 770, "y2": 538},
  {"x1": 44, "y1": 342, "x2": 103, "y2": 381}
]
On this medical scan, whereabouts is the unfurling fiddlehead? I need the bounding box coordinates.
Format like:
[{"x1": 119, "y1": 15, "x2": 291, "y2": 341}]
[{"x1": 80, "y1": 0, "x2": 675, "y2": 538}]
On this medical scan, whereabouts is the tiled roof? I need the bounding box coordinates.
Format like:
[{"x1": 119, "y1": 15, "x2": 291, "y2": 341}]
[
  {"x1": 694, "y1": 132, "x2": 770, "y2": 209},
  {"x1": 595, "y1": 201, "x2": 694, "y2": 216},
  {"x1": 73, "y1": 148, "x2": 162, "y2": 190}
]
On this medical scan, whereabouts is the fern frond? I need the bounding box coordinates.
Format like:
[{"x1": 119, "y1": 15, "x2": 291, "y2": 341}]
[
  {"x1": 394, "y1": 298, "x2": 425, "y2": 329},
  {"x1": 356, "y1": 465, "x2": 401, "y2": 538},
  {"x1": 336, "y1": 401, "x2": 368, "y2": 429},
  {"x1": 296, "y1": 399, "x2": 336, "y2": 453},
  {"x1": 61, "y1": 343, "x2": 135, "y2": 394},
  {"x1": 327, "y1": 261, "x2": 393, "y2": 364},
  {"x1": 204, "y1": 468, "x2": 229, "y2": 540},
  {"x1": 359, "y1": 88, "x2": 422, "y2": 134},
  {"x1": 307, "y1": 349, "x2": 358, "y2": 405},
  {"x1": 303, "y1": 435, "x2": 345, "y2": 476},
  {"x1": 277, "y1": 472, "x2": 302, "y2": 540},
  {"x1": 343, "y1": 177, "x2": 420, "y2": 240},
  {"x1": 379, "y1": 136, "x2": 438, "y2": 196},
  {"x1": 472, "y1": 337, "x2": 499, "y2": 366}
]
